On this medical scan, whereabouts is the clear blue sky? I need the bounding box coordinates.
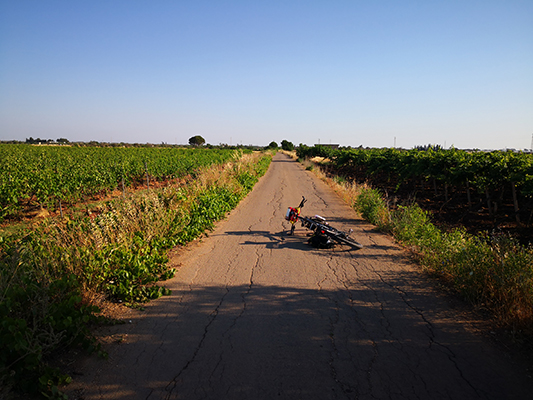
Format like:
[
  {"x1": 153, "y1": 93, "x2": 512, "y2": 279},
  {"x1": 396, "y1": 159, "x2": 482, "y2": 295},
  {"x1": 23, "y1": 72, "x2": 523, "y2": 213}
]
[{"x1": 1, "y1": 1, "x2": 532, "y2": 149}]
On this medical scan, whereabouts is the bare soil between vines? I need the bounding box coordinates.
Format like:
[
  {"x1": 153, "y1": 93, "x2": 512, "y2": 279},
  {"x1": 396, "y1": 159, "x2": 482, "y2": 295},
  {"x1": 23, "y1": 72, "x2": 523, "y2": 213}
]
[{"x1": 0, "y1": 175, "x2": 193, "y2": 230}]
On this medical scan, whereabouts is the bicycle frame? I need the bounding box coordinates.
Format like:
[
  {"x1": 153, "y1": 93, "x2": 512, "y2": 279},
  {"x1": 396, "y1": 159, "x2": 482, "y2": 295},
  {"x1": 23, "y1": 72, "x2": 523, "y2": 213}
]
[{"x1": 285, "y1": 197, "x2": 306, "y2": 235}]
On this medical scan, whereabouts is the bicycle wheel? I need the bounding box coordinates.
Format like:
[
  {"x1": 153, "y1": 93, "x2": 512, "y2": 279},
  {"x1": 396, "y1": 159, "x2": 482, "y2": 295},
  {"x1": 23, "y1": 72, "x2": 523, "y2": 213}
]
[{"x1": 328, "y1": 232, "x2": 363, "y2": 249}]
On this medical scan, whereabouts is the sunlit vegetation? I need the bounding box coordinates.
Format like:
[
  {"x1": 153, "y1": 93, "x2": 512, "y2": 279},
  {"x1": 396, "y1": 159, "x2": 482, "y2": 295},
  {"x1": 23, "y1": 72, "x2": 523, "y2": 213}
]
[
  {"x1": 0, "y1": 148, "x2": 271, "y2": 398},
  {"x1": 0, "y1": 144, "x2": 239, "y2": 221}
]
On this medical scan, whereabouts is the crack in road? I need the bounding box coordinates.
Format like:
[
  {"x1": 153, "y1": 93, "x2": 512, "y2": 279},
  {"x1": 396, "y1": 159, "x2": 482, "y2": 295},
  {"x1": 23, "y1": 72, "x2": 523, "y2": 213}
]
[
  {"x1": 227, "y1": 246, "x2": 259, "y2": 337},
  {"x1": 159, "y1": 285, "x2": 230, "y2": 400},
  {"x1": 202, "y1": 243, "x2": 262, "y2": 395},
  {"x1": 368, "y1": 264, "x2": 483, "y2": 398},
  {"x1": 315, "y1": 255, "x2": 361, "y2": 399}
]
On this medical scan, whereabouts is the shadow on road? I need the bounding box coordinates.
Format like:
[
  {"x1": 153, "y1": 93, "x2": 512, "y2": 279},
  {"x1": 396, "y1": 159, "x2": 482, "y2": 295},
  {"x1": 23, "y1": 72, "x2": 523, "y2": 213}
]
[
  {"x1": 222, "y1": 229, "x2": 365, "y2": 254},
  {"x1": 69, "y1": 278, "x2": 533, "y2": 400},
  {"x1": 220, "y1": 230, "x2": 405, "y2": 265}
]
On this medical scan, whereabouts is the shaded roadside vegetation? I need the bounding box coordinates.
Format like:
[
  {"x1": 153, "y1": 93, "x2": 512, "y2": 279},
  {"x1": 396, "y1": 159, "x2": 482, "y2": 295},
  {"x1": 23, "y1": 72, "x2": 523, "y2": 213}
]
[
  {"x1": 297, "y1": 149, "x2": 533, "y2": 349},
  {"x1": 354, "y1": 188, "x2": 533, "y2": 329},
  {"x1": 0, "y1": 151, "x2": 272, "y2": 398}
]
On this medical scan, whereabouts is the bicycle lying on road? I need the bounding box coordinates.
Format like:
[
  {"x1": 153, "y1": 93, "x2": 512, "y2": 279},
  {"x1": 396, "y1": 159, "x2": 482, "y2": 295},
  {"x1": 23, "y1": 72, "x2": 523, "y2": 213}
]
[{"x1": 285, "y1": 197, "x2": 363, "y2": 249}]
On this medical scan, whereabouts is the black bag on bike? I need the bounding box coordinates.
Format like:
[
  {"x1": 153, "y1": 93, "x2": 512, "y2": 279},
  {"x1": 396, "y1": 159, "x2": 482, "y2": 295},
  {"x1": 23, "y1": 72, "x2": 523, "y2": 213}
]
[{"x1": 308, "y1": 233, "x2": 334, "y2": 249}]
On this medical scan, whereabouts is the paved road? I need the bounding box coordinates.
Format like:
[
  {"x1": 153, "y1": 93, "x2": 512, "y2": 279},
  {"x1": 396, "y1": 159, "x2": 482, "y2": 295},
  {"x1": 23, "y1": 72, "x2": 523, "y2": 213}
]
[{"x1": 66, "y1": 153, "x2": 532, "y2": 399}]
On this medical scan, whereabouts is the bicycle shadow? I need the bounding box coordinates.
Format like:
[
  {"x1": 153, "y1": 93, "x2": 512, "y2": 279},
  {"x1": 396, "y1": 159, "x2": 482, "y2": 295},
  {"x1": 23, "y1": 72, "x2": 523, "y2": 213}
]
[{"x1": 223, "y1": 229, "x2": 361, "y2": 253}]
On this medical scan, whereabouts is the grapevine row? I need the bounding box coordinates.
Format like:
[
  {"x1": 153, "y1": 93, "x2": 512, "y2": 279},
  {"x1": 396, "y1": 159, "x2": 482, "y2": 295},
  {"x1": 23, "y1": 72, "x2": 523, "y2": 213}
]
[
  {"x1": 297, "y1": 145, "x2": 533, "y2": 224},
  {"x1": 0, "y1": 144, "x2": 240, "y2": 219}
]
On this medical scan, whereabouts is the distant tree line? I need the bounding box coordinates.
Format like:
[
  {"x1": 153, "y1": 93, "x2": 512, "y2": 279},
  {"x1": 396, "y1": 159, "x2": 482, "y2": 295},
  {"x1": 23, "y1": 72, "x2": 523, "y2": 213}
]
[
  {"x1": 414, "y1": 144, "x2": 443, "y2": 151},
  {"x1": 267, "y1": 140, "x2": 294, "y2": 151},
  {"x1": 25, "y1": 137, "x2": 70, "y2": 144},
  {"x1": 0, "y1": 135, "x2": 298, "y2": 151}
]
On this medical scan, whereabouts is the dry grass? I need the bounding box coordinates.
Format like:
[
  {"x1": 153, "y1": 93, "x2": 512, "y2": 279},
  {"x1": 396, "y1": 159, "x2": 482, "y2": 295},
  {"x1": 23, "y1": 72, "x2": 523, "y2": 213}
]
[
  {"x1": 300, "y1": 158, "x2": 364, "y2": 209},
  {"x1": 280, "y1": 150, "x2": 298, "y2": 160}
]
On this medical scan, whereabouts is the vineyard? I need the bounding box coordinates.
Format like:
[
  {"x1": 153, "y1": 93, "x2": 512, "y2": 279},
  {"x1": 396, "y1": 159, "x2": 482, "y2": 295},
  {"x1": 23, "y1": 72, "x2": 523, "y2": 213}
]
[
  {"x1": 0, "y1": 144, "x2": 240, "y2": 220},
  {"x1": 298, "y1": 145, "x2": 533, "y2": 242}
]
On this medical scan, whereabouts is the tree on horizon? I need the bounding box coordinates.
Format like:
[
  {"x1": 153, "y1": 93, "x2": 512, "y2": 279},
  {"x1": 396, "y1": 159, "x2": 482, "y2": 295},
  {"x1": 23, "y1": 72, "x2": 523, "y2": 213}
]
[{"x1": 189, "y1": 135, "x2": 206, "y2": 146}]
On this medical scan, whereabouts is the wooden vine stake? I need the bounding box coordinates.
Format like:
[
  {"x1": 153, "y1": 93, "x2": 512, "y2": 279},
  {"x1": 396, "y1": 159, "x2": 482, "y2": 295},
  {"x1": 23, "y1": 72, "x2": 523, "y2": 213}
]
[
  {"x1": 511, "y1": 182, "x2": 521, "y2": 224},
  {"x1": 144, "y1": 161, "x2": 150, "y2": 189},
  {"x1": 485, "y1": 189, "x2": 492, "y2": 215},
  {"x1": 466, "y1": 180, "x2": 472, "y2": 208}
]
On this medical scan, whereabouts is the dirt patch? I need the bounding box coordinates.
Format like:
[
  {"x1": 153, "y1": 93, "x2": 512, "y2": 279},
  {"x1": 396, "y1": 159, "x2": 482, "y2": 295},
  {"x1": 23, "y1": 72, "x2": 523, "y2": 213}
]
[{"x1": 0, "y1": 174, "x2": 196, "y2": 231}]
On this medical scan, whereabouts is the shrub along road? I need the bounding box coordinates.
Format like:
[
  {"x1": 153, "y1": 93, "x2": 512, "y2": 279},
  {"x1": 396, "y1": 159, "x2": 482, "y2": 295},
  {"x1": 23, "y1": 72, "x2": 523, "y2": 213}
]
[{"x1": 65, "y1": 153, "x2": 533, "y2": 399}]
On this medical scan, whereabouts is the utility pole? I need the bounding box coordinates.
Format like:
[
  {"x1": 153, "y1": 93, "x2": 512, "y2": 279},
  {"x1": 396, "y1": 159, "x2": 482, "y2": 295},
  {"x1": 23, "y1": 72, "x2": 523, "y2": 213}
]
[{"x1": 394, "y1": 137, "x2": 396, "y2": 148}]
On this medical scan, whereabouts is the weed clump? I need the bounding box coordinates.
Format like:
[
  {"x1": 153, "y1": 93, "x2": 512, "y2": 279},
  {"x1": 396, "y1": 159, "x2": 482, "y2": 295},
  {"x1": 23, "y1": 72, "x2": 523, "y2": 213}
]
[{"x1": 353, "y1": 187, "x2": 389, "y2": 229}]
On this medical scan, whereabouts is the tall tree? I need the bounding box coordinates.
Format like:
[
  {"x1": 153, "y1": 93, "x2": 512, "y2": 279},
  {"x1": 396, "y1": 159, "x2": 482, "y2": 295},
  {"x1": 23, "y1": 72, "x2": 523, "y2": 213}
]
[
  {"x1": 189, "y1": 135, "x2": 206, "y2": 146},
  {"x1": 281, "y1": 140, "x2": 294, "y2": 151}
]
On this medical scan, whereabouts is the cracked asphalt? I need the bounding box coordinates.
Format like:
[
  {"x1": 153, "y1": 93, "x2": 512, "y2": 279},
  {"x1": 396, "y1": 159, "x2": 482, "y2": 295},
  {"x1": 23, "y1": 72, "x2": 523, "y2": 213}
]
[{"x1": 66, "y1": 153, "x2": 533, "y2": 399}]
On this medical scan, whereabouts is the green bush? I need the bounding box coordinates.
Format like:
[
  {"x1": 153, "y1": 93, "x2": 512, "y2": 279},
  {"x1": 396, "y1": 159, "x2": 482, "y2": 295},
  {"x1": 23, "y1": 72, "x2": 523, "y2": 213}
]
[
  {"x1": 352, "y1": 185, "x2": 533, "y2": 328},
  {"x1": 390, "y1": 204, "x2": 441, "y2": 249},
  {"x1": 354, "y1": 187, "x2": 389, "y2": 229},
  {"x1": 0, "y1": 266, "x2": 100, "y2": 397}
]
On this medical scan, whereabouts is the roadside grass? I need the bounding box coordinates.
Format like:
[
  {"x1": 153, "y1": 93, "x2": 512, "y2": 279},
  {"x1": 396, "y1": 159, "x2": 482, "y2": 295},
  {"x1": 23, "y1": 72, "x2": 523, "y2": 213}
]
[
  {"x1": 0, "y1": 151, "x2": 271, "y2": 399},
  {"x1": 301, "y1": 158, "x2": 533, "y2": 333}
]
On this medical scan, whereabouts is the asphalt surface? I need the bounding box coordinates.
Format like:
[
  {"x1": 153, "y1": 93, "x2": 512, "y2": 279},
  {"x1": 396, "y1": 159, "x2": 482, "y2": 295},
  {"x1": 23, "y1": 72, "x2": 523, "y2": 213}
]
[{"x1": 66, "y1": 153, "x2": 533, "y2": 399}]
